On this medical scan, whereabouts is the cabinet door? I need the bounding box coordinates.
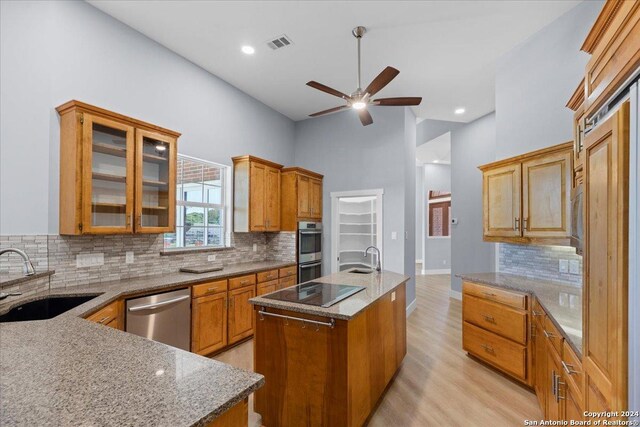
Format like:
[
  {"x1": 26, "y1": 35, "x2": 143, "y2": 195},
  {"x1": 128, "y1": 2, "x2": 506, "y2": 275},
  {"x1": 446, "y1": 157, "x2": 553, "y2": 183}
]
[
  {"x1": 135, "y1": 129, "x2": 176, "y2": 233},
  {"x1": 297, "y1": 175, "x2": 311, "y2": 218},
  {"x1": 546, "y1": 349, "x2": 563, "y2": 421},
  {"x1": 483, "y1": 163, "x2": 521, "y2": 238},
  {"x1": 582, "y1": 102, "x2": 629, "y2": 414},
  {"x1": 250, "y1": 162, "x2": 266, "y2": 231},
  {"x1": 257, "y1": 280, "x2": 278, "y2": 296},
  {"x1": 265, "y1": 166, "x2": 281, "y2": 231},
  {"x1": 228, "y1": 286, "x2": 256, "y2": 344},
  {"x1": 192, "y1": 292, "x2": 228, "y2": 356},
  {"x1": 522, "y1": 150, "x2": 571, "y2": 239},
  {"x1": 82, "y1": 113, "x2": 135, "y2": 234},
  {"x1": 564, "y1": 382, "x2": 584, "y2": 422},
  {"x1": 310, "y1": 178, "x2": 322, "y2": 219},
  {"x1": 533, "y1": 316, "x2": 547, "y2": 412}
]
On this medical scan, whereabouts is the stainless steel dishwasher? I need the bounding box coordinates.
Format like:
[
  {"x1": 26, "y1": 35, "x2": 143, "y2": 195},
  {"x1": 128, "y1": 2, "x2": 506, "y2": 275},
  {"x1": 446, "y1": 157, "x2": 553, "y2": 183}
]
[{"x1": 125, "y1": 288, "x2": 191, "y2": 351}]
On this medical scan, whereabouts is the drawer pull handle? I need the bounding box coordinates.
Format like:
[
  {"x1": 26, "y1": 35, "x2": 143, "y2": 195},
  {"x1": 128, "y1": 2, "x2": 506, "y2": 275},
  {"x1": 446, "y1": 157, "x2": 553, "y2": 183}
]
[
  {"x1": 240, "y1": 280, "x2": 249, "y2": 285},
  {"x1": 543, "y1": 329, "x2": 555, "y2": 339},
  {"x1": 98, "y1": 316, "x2": 110, "y2": 324},
  {"x1": 561, "y1": 360, "x2": 578, "y2": 375},
  {"x1": 481, "y1": 314, "x2": 495, "y2": 323},
  {"x1": 207, "y1": 287, "x2": 218, "y2": 292},
  {"x1": 481, "y1": 344, "x2": 494, "y2": 354},
  {"x1": 532, "y1": 310, "x2": 543, "y2": 317},
  {"x1": 483, "y1": 292, "x2": 497, "y2": 298}
]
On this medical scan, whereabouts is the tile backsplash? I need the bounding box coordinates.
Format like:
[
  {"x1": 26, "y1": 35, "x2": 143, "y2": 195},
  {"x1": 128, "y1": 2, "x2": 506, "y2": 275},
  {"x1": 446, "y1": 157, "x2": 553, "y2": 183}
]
[
  {"x1": 1, "y1": 231, "x2": 296, "y2": 290},
  {"x1": 498, "y1": 243, "x2": 582, "y2": 286}
]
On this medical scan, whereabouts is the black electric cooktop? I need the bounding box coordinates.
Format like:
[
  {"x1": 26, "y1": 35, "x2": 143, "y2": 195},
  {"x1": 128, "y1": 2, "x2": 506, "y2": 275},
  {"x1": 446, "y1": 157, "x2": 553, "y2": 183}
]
[{"x1": 261, "y1": 282, "x2": 366, "y2": 308}]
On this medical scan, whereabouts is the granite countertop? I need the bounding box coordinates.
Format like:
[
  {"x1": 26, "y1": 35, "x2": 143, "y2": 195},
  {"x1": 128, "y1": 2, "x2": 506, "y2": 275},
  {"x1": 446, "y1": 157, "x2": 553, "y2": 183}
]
[
  {"x1": 0, "y1": 260, "x2": 295, "y2": 426},
  {"x1": 249, "y1": 269, "x2": 410, "y2": 320},
  {"x1": 457, "y1": 272, "x2": 582, "y2": 356},
  {"x1": 0, "y1": 270, "x2": 55, "y2": 288}
]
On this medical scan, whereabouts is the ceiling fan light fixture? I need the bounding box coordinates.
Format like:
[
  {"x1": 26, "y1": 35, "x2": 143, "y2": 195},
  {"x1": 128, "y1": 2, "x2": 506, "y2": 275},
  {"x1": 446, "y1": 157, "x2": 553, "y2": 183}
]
[{"x1": 352, "y1": 101, "x2": 367, "y2": 110}]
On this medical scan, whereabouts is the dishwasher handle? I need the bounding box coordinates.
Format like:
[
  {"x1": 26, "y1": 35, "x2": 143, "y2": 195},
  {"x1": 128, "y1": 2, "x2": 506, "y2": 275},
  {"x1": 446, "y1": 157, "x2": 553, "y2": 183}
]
[{"x1": 128, "y1": 295, "x2": 190, "y2": 312}]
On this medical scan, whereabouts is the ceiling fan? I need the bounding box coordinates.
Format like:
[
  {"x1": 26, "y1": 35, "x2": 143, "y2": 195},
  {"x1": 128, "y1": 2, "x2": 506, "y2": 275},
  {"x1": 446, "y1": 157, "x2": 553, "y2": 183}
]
[{"x1": 307, "y1": 26, "x2": 422, "y2": 126}]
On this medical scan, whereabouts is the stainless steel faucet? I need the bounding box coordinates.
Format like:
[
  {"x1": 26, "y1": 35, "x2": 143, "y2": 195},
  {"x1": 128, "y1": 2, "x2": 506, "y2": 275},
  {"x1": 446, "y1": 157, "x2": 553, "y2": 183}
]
[
  {"x1": 364, "y1": 246, "x2": 382, "y2": 272},
  {"x1": 0, "y1": 248, "x2": 36, "y2": 276}
]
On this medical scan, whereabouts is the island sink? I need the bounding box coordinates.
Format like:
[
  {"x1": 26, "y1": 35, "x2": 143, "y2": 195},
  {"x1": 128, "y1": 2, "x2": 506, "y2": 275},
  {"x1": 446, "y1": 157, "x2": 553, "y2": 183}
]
[{"x1": 0, "y1": 295, "x2": 99, "y2": 323}]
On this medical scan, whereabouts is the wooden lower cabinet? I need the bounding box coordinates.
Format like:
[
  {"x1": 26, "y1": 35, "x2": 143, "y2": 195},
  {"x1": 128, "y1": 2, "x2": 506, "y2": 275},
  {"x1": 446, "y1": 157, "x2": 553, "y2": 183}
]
[
  {"x1": 86, "y1": 300, "x2": 123, "y2": 330},
  {"x1": 278, "y1": 275, "x2": 296, "y2": 290},
  {"x1": 257, "y1": 279, "x2": 278, "y2": 296},
  {"x1": 532, "y1": 310, "x2": 547, "y2": 411},
  {"x1": 192, "y1": 292, "x2": 228, "y2": 356},
  {"x1": 228, "y1": 285, "x2": 256, "y2": 345},
  {"x1": 205, "y1": 398, "x2": 248, "y2": 427}
]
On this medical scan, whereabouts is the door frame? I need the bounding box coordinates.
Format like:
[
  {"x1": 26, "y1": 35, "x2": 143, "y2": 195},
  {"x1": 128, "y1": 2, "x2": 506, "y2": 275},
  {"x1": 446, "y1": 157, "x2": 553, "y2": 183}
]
[{"x1": 330, "y1": 188, "x2": 384, "y2": 274}]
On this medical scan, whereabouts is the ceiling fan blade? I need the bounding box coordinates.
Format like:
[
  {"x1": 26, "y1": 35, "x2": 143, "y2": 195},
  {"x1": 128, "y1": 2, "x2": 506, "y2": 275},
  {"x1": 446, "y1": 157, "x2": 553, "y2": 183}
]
[
  {"x1": 358, "y1": 109, "x2": 373, "y2": 126},
  {"x1": 364, "y1": 66, "x2": 400, "y2": 97},
  {"x1": 306, "y1": 81, "x2": 351, "y2": 100},
  {"x1": 373, "y1": 97, "x2": 422, "y2": 106},
  {"x1": 309, "y1": 105, "x2": 350, "y2": 117}
]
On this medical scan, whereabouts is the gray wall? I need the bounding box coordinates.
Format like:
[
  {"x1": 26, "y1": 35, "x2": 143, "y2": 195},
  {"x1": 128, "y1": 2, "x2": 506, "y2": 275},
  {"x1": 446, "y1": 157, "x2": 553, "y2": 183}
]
[
  {"x1": 293, "y1": 107, "x2": 416, "y2": 306},
  {"x1": 495, "y1": 0, "x2": 603, "y2": 158},
  {"x1": 403, "y1": 108, "x2": 417, "y2": 304},
  {"x1": 417, "y1": 119, "x2": 464, "y2": 147},
  {"x1": 0, "y1": 0, "x2": 295, "y2": 235},
  {"x1": 415, "y1": 165, "x2": 424, "y2": 260},
  {"x1": 422, "y1": 164, "x2": 451, "y2": 271},
  {"x1": 451, "y1": 113, "x2": 497, "y2": 293}
]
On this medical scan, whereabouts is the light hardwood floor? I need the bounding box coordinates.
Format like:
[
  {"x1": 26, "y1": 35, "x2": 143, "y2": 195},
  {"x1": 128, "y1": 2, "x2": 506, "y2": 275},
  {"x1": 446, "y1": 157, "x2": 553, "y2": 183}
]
[{"x1": 213, "y1": 273, "x2": 542, "y2": 426}]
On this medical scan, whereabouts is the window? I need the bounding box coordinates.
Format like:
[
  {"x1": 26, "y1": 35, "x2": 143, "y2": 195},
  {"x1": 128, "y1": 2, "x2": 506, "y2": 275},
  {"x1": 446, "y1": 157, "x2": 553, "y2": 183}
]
[
  {"x1": 427, "y1": 190, "x2": 451, "y2": 237},
  {"x1": 164, "y1": 155, "x2": 231, "y2": 250}
]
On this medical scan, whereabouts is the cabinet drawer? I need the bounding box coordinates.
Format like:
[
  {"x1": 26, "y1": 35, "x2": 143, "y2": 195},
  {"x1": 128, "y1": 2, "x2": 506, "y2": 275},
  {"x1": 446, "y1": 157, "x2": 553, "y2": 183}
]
[
  {"x1": 229, "y1": 274, "x2": 256, "y2": 290},
  {"x1": 257, "y1": 269, "x2": 279, "y2": 283},
  {"x1": 463, "y1": 281, "x2": 527, "y2": 310},
  {"x1": 278, "y1": 275, "x2": 296, "y2": 290},
  {"x1": 562, "y1": 340, "x2": 584, "y2": 405},
  {"x1": 87, "y1": 301, "x2": 120, "y2": 328},
  {"x1": 463, "y1": 322, "x2": 527, "y2": 381},
  {"x1": 192, "y1": 279, "x2": 228, "y2": 298},
  {"x1": 463, "y1": 294, "x2": 527, "y2": 344},
  {"x1": 257, "y1": 279, "x2": 278, "y2": 296},
  {"x1": 532, "y1": 298, "x2": 546, "y2": 320},
  {"x1": 543, "y1": 316, "x2": 564, "y2": 357},
  {"x1": 279, "y1": 266, "x2": 297, "y2": 278}
]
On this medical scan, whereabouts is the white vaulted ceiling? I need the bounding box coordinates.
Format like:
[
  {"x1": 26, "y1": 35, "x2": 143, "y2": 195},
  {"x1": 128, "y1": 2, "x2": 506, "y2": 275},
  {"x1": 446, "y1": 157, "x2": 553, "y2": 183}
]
[{"x1": 88, "y1": 0, "x2": 580, "y2": 123}]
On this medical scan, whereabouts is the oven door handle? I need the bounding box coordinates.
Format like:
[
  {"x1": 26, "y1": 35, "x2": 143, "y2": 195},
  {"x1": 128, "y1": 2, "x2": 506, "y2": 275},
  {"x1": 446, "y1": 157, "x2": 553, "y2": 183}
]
[
  {"x1": 299, "y1": 262, "x2": 322, "y2": 269},
  {"x1": 299, "y1": 230, "x2": 322, "y2": 235}
]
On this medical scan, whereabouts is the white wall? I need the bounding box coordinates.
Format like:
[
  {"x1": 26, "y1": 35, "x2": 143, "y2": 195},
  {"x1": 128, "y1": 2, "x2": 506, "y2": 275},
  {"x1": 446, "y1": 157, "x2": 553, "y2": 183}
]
[
  {"x1": 422, "y1": 163, "x2": 452, "y2": 271},
  {"x1": 495, "y1": 0, "x2": 603, "y2": 158},
  {"x1": 0, "y1": 1, "x2": 295, "y2": 235},
  {"x1": 293, "y1": 107, "x2": 417, "y2": 306}
]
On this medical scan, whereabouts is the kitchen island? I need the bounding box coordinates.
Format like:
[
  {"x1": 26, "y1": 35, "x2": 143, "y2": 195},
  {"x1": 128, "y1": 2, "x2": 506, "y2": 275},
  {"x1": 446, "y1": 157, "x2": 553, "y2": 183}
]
[{"x1": 249, "y1": 269, "x2": 409, "y2": 427}]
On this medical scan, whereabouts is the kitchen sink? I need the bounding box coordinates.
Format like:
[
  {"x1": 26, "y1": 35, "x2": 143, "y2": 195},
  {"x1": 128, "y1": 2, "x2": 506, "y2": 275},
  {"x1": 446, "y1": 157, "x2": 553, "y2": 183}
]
[
  {"x1": 0, "y1": 295, "x2": 99, "y2": 323},
  {"x1": 349, "y1": 268, "x2": 374, "y2": 274}
]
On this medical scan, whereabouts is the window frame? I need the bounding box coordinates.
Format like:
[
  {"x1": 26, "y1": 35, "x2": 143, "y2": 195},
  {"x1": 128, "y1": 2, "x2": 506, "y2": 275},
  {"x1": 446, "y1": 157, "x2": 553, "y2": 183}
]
[{"x1": 164, "y1": 154, "x2": 232, "y2": 251}]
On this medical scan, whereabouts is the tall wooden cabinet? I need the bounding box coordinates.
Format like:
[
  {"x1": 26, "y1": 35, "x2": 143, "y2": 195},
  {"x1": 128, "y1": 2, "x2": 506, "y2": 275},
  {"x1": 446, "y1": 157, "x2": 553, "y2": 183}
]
[
  {"x1": 582, "y1": 102, "x2": 629, "y2": 415},
  {"x1": 480, "y1": 142, "x2": 572, "y2": 245},
  {"x1": 232, "y1": 156, "x2": 282, "y2": 232},
  {"x1": 281, "y1": 167, "x2": 324, "y2": 231},
  {"x1": 56, "y1": 101, "x2": 179, "y2": 235}
]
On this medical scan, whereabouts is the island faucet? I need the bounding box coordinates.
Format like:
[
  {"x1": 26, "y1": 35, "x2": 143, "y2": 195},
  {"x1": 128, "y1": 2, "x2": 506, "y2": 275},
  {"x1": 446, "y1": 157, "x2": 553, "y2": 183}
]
[
  {"x1": 0, "y1": 248, "x2": 36, "y2": 276},
  {"x1": 364, "y1": 246, "x2": 382, "y2": 273}
]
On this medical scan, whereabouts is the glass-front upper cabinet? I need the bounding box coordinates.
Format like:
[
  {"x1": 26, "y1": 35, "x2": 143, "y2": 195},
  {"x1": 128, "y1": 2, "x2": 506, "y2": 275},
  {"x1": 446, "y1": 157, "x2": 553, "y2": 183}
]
[
  {"x1": 82, "y1": 113, "x2": 135, "y2": 233},
  {"x1": 56, "y1": 100, "x2": 180, "y2": 235},
  {"x1": 135, "y1": 130, "x2": 176, "y2": 233}
]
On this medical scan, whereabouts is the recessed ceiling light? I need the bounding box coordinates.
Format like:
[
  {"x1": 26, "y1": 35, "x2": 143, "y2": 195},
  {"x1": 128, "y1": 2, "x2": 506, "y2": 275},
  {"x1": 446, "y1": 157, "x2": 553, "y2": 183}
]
[
  {"x1": 454, "y1": 108, "x2": 465, "y2": 115},
  {"x1": 241, "y1": 45, "x2": 255, "y2": 55},
  {"x1": 433, "y1": 160, "x2": 440, "y2": 163}
]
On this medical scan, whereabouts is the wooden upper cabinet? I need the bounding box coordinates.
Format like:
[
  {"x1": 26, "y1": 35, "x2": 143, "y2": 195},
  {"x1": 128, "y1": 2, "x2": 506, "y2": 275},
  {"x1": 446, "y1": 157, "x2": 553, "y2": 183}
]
[
  {"x1": 56, "y1": 101, "x2": 180, "y2": 235},
  {"x1": 479, "y1": 142, "x2": 573, "y2": 245},
  {"x1": 580, "y1": 0, "x2": 640, "y2": 117},
  {"x1": 232, "y1": 156, "x2": 283, "y2": 232},
  {"x1": 522, "y1": 150, "x2": 572, "y2": 239},
  {"x1": 582, "y1": 102, "x2": 629, "y2": 415},
  {"x1": 482, "y1": 163, "x2": 521, "y2": 238},
  {"x1": 281, "y1": 167, "x2": 324, "y2": 231}
]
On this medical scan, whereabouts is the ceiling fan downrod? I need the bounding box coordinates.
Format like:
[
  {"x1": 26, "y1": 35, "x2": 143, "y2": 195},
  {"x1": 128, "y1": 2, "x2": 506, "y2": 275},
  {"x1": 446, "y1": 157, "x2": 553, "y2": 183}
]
[{"x1": 352, "y1": 26, "x2": 366, "y2": 92}]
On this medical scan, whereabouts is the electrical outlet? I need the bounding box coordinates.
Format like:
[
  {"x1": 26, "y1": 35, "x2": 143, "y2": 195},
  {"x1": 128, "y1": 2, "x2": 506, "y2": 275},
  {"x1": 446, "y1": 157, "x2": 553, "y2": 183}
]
[
  {"x1": 391, "y1": 232, "x2": 397, "y2": 240},
  {"x1": 569, "y1": 260, "x2": 581, "y2": 275},
  {"x1": 391, "y1": 291, "x2": 396, "y2": 302},
  {"x1": 559, "y1": 259, "x2": 569, "y2": 273},
  {"x1": 125, "y1": 251, "x2": 134, "y2": 264},
  {"x1": 253, "y1": 243, "x2": 257, "y2": 252},
  {"x1": 76, "y1": 253, "x2": 104, "y2": 268},
  {"x1": 208, "y1": 254, "x2": 216, "y2": 262}
]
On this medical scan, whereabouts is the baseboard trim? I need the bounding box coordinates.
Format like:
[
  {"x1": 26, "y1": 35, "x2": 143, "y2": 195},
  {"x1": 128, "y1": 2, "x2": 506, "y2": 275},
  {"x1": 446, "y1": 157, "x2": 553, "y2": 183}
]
[
  {"x1": 422, "y1": 268, "x2": 451, "y2": 275},
  {"x1": 406, "y1": 298, "x2": 417, "y2": 317},
  {"x1": 449, "y1": 289, "x2": 462, "y2": 301},
  {"x1": 415, "y1": 259, "x2": 424, "y2": 264}
]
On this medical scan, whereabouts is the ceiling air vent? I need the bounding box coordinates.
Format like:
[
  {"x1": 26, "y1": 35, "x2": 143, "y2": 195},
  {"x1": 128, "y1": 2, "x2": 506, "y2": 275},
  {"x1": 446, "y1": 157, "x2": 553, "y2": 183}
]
[{"x1": 267, "y1": 34, "x2": 293, "y2": 50}]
